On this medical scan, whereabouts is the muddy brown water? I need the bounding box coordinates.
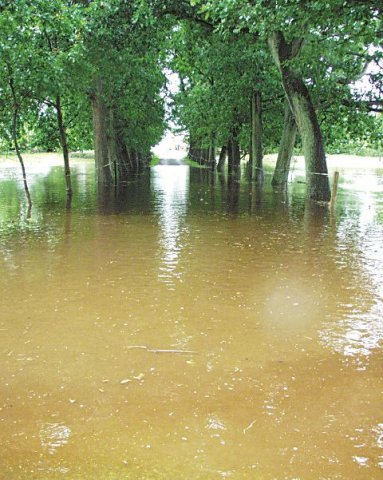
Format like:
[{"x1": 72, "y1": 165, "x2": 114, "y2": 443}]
[{"x1": 0, "y1": 159, "x2": 383, "y2": 479}]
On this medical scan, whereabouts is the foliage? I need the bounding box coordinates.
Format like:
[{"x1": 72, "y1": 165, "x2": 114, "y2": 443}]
[
  {"x1": 1, "y1": 0, "x2": 382, "y2": 175},
  {"x1": 85, "y1": 0, "x2": 167, "y2": 159},
  {"x1": 185, "y1": 0, "x2": 383, "y2": 155}
]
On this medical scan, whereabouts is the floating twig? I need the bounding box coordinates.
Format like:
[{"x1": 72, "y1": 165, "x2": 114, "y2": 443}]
[
  {"x1": 243, "y1": 420, "x2": 257, "y2": 434},
  {"x1": 147, "y1": 348, "x2": 197, "y2": 354},
  {"x1": 126, "y1": 345, "x2": 197, "y2": 354}
]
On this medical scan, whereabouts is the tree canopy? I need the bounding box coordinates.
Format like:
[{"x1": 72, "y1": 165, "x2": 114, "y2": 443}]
[{"x1": 0, "y1": 0, "x2": 382, "y2": 201}]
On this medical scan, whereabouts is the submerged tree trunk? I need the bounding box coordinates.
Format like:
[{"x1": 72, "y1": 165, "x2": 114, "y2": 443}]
[
  {"x1": 7, "y1": 63, "x2": 32, "y2": 208},
  {"x1": 272, "y1": 101, "x2": 297, "y2": 187},
  {"x1": 228, "y1": 138, "x2": 240, "y2": 174},
  {"x1": 251, "y1": 90, "x2": 264, "y2": 184},
  {"x1": 268, "y1": 32, "x2": 331, "y2": 201},
  {"x1": 107, "y1": 107, "x2": 121, "y2": 184},
  {"x1": 12, "y1": 109, "x2": 32, "y2": 208},
  {"x1": 227, "y1": 139, "x2": 233, "y2": 174},
  {"x1": 91, "y1": 82, "x2": 113, "y2": 185},
  {"x1": 208, "y1": 140, "x2": 216, "y2": 170},
  {"x1": 217, "y1": 145, "x2": 227, "y2": 171},
  {"x1": 55, "y1": 94, "x2": 72, "y2": 196},
  {"x1": 188, "y1": 136, "x2": 204, "y2": 164},
  {"x1": 92, "y1": 80, "x2": 148, "y2": 184},
  {"x1": 231, "y1": 136, "x2": 240, "y2": 172},
  {"x1": 228, "y1": 125, "x2": 241, "y2": 175}
]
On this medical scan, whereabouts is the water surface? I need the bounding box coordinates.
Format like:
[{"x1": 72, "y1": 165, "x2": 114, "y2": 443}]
[{"x1": 0, "y1": 157, "x2": 383, "y2": 479}]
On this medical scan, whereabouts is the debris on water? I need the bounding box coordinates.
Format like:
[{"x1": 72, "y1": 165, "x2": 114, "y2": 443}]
[
  {"x1": 120, "y1": 379, "x2": 132, "y2": 385},
  {"x1": 69, "y1": 399, "x2": 76, "y2": 404},
  {"x1": 243, "y1": 419, "x2": 256, "y2": 434},
  {"x1": 133, "y1": 373, "x2": 145, "y2": 381},
  {"x1": 148, "y1": 348, "x2": 197, "y2": 354},
  {"x1": 353, "y1": 456, "x2": 369, "y2": 467},
  {"x1": 126, "y1": 345, "x2": 197, "y2": 354}
]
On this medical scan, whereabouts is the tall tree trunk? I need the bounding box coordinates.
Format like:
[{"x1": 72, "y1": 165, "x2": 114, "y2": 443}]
[
  {"x1": 91, "y1": 81, "x2": 113, "y2": 185},
  {"x1": 6, "y1": 64, "x2": 32, "y2": 208},
  {"x1": 188, "y1": 136, "x2": 201, "y2": 163},
  {"x1": 231, "y1": 136, "x2": 241, "y2": 172},
  {"x1": 217, "y1": 145, "x2": 227, "y2": 171},
  {"x1": 107, "y1": 108, "x2": 119, "y2": 185},
  {"x1": 251, "y1": 90, "x2": 264, "y2": 184},
  {"x1": 249, "y1": 96, "x2": 253, "y2": 169},
  {"x1": 228, "y1": 125, "x2": 240, "y2": 174},
  {"x1": 55, "y1": 94, "x2": 72, "y2": 196},
  {"x1": 268, "y1": 32, "x2": 331, "y2": 201},
  {"x1": 208, "y1": 140, "x2": 216, "y2": 170},
  {"x1": 116, "y1": 138, "x2": 130, "y2": 182},
  {"x1": 272, "y1": 101, "x2": 297, "y2": 187},
  {"x1": 12, "y1": 109, "x2": 32, "y2": 209},
  {"x1": 227, "y1": 139, "x2": 233, "y2": 174}
]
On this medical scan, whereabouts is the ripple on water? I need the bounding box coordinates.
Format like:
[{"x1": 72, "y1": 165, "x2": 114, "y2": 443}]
[
  {"x1": 319, "y1": 311, "x2": 383, "y2": 368},
  {"x1": 39, "y1": 423, "x2": 71, "y2": 455}
]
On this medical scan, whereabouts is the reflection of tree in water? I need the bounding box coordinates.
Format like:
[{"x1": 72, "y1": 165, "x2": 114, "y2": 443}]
[
  {"x1": 226, "y1": 174, "x2": 240, "y2": 214},
  {"x1": 2, "y1": 163, "x2": 383, "y2": 361},
  {"x1": 96, "y1": 173, "x2": 153, "y2": 215},
  {"x1": 0, "y1": 165, "x2": 95, "y2": 266}
]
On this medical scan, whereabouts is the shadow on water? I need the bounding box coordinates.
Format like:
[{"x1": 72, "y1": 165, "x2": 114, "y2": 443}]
[{"x1": 96, "y1": 173, "x2": 153, "y2": 215}]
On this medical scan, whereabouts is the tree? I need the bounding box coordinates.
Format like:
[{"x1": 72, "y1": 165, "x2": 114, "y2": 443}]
[
  {"x1": 0, "y1": 0, "x2": 91, "y2": 198},
  {"x1": 185, "y1": 0, "x2": 382, "y2": 200},
  {"x1": 169, "y1": 21, "x2": 283, "y2": 180},
  {"x1": 0, "y1": 1, "x2": 38, "y2": 207},
  {"x1": 85, "y1": 0, "x2": 167, "y2": 184}
]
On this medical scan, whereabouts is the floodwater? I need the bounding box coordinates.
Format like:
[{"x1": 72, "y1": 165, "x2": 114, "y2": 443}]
[{"x1": 0, "y1": 156, "x2": 383, "y2": 479}]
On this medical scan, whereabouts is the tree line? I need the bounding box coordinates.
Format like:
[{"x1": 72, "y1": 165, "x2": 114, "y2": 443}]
[{"x1": 0, "y1": 0, "x2": 382, "y2": 207}]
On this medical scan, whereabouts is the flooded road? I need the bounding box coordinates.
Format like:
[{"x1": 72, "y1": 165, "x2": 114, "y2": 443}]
[{"x1": 0, "y1": 156, "x2": 383, "y2": 479}]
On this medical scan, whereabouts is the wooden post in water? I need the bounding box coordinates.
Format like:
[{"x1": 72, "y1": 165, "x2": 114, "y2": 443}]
[{"x1": 330, "y1": 171, "x2": 339, "y2": 210}]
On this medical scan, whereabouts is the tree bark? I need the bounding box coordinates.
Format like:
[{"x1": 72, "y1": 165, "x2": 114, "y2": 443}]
[
  {"x1": 6, "y1": 63, "x2": 32, "y2": 208},
  {"x1": 228, "y1": 125, "x2": 240, "y2": 174},
  {"x1": 268, "y1": 32, "x2": 331, "y2": 201},
  {"x1": 272, "y1": 101, "x2": 297, "y2": 187},
  {"x1": 251, "y1": 90, "x2": 264, "y2": 184},
  {"x1": 217, "y1": 145, "x2": 227, "y2": 171},
  {"x1": 12, "y1": 109, "x2": 32, "y2": 208},
  {"x1": 208, "y1": 140, "x2": 216, "y2": 170},
  {"x1": 227, "y1": 139, "x2": 233, "y2": 174},
  {"x1": 55, "y1": 94, "x2": 72, "y2": 195},
  {"x1": 208, "y1": 134, "x2": 217, "y2": 170},
  {"x1": 91, "y1": 81, "x2": 113, "y2": 185},
  {"x1": 231, "y1": 136, "x2": 240, "y2": 171},
  {"x1": 188, "y1": 136, "x2": 204, "y2": 164}
]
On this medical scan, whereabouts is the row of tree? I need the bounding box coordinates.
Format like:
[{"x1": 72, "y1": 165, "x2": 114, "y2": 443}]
[
  {"x1": 0, "y1": 0, "x2": 382, "y2": 205},
  {"x1": 0, "y1": 0, "x2": 166, "y2": 206},
  {"x1": 165, "y1": 0, "x2": 382, "y2": 201}
]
